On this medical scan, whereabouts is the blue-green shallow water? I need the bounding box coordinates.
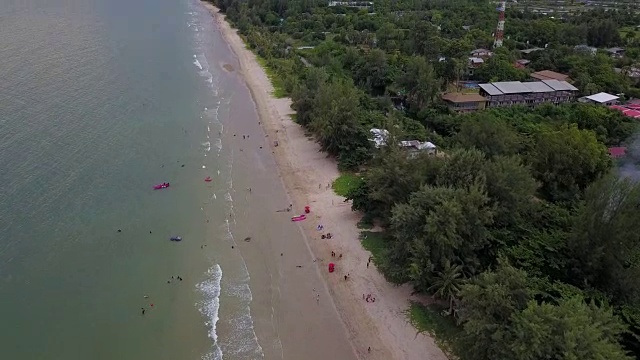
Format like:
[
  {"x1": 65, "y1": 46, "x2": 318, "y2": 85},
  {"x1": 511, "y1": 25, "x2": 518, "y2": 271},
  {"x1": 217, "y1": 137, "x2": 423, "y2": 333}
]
[{"x1": 0, "y1": 0, "x2": 255, "y2": 359}]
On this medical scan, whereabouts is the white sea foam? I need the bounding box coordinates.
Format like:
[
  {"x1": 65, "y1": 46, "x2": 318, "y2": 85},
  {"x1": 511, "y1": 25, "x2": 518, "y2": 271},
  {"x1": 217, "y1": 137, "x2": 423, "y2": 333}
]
[
  {"x1": 197, "y1": 264, "x2": 224, "y2": 360},
  {"x1": 194, "y1": 58, "x2": 203, "y2": 70},
  {"x1": 202, "y1": 141, "x2": 211, "y2": 152},
  {"x1": 190, "y1": 5, "x2": 263, "y2": 358}
]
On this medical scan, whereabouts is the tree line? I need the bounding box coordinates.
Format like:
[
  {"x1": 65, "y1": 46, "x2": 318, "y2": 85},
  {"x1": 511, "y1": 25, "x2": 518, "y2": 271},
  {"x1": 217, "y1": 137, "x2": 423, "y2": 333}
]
[{"x1": 207, "y1": 0, "x2": 640, "y2": 358}]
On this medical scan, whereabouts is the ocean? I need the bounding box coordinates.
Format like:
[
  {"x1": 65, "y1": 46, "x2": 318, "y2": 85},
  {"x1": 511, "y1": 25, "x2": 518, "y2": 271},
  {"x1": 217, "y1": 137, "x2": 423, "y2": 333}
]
[{"x1": 0, "y1": 0, "x2": 264, "y2": 358}]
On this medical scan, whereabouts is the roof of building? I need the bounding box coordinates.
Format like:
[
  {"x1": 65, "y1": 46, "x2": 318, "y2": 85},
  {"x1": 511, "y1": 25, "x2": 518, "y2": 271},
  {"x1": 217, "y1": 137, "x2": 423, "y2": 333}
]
[
  {"x1": 610, "y1": 105, "x2": 640, "y2": 119},
  {"x1": 441, "y1": 93, "x2": 487, "y2": 103},
  {"x1": 608, "y1": 147, "x2": 627, "y2": 158},
  {"x1": 530, "y1": 70, "x2": 570, "y2": 82},
  {"x1": 478, "y1": 83, "x2": 502, "y2": 95},
  {"x1": 575, "y1": 44, "x2": 597, "y2": 51},
  {"x1": 541, "y1": 79, "x2": 578, "y2": 91},
  {"x1": 493, "y1": 81, "x2": 532, "y2": 94},
  {"x1": 468, "y1": 57, "x2": 484, "y2": 64},
  {"x1": 626, "y1": 110, "x2": 640, "y2": 118},
  {"x1": 607, "y1": 47, "x2": 625, "y2": 53},
  {"x1": 525, "y1": 81, "x2": 555, "y2": 93},
  {"x1": 369, "y1": 128, "x2": 389, "y2": 148},
  {"x1": 479, "y1": 80, "x2": 578, "y2": 95},
  {"x1": 586, "y1": 92, "x2": 619, "y2": 103},
  {"x1": 400, "y1": 140, "x2": 436, "y2": 150},
  {"x1": 520, "y1": 47, "x2": 544, "y2": 54}
]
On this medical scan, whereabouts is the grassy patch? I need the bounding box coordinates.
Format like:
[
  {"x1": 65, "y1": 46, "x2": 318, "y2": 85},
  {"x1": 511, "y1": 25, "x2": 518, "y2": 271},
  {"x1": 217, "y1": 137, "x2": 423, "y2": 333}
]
[
  {"x1": 332, "y1": 173, "x2": 363, "y2": 197},
  {"x1": 255, "y1": 56, "x2": 288, "y2": 98},
  {"x1": 620, "y1": 26, "x2": 640, "y2": 39},
  {"x1": 360, "y1": 231, "x2": 387, "y2": 260},
  {"x1": 407, "y1": 302, "x2": 462, "y2": 356},
  {"x1": 360, "y1": 231, "x2": 408, "y2": 284}
]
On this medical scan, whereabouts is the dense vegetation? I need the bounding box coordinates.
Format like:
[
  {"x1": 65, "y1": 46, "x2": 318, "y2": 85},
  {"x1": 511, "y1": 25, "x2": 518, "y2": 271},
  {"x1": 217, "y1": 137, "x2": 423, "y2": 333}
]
[{"x1": 208, "y1": 0, "x2": 640, "y2": 358}]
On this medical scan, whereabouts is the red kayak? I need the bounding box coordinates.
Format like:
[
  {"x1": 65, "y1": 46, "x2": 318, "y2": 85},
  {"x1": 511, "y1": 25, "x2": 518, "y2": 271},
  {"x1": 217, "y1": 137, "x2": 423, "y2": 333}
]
[
  {"x1": 204, "y1": 176, "x2": 212, "y2": 182},
  {"x1": 154, "y1": 182, "x2": 170, "y2": 190},
  {"x1": 291, "y1": 214, "x2": 306, "y2": 222}
]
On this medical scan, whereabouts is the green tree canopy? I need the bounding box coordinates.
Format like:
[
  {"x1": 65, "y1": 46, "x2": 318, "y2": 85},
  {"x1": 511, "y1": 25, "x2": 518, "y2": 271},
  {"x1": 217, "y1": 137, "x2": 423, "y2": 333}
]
[
  {"x1": 568, "y1": 175, "x2": 640, "y2": 305},
  {"x1": 529, "y1": 124, "x2": 611, "y2": 203},
  {"x1": 458, "y1": 262, "x2": 532, "y2": 360},
  {"x1": 510, "y1": 297, "x2": 631, "y2": 360}
]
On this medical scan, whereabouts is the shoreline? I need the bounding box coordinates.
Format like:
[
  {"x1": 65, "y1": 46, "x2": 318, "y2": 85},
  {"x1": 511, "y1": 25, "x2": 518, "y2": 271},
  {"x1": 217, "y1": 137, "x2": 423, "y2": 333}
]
[{"x1": 202, "y1": 2, "x2": 448, "y2": 359}]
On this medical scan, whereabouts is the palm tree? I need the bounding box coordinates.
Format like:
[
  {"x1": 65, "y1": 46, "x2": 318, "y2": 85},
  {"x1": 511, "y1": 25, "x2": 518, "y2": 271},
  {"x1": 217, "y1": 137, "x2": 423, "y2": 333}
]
[{"x1": 428, "y1": 260, "x2": 465, "y2": 316}]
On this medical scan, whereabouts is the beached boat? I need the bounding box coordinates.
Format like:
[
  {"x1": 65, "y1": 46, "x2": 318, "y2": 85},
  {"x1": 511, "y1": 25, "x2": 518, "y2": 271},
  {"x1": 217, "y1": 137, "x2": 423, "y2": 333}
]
[{"x1": 170, "y1": 236, "x2": 182, "y2": 241}]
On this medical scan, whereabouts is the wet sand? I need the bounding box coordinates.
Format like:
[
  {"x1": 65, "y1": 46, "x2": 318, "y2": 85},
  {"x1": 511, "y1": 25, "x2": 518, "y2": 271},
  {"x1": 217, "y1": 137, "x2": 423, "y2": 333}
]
[
  {"x1": 203, "y1": 2, "x2": 449, "y2": 360},
  {"x1": 200, "y1": 3, "x2": 357, "y2": 360}
]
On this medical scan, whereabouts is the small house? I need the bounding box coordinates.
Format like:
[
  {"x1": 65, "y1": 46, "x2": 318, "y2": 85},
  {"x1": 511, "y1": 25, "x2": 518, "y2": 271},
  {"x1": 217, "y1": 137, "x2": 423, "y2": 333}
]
[
  {"x1": 369, "y1": 128, "x2": 389, "y2": 148},
  {"x1": 470, "y1": 49, "x2": 493, "y2": 58},
  {"x1": 399, "y1": 140, "x2": 437, "y2": 158},
  {"x1": 607, "y1": 47, "x2": 625, "y2": 58},
  {"x1": 467, "y1": 57, "x2": 484, "y2": 76},
  {"x1": 530, "y1": 70, "x2": 571, "y2": 83},
  {"x1": 574, "y1": 45, "x2": 597, "y2": 56},
  {"x1": 514, "y1": 59, "x2": 530, "y2": 69},
  {"x1": 579, "y1": 92, "x2": 620, "y2": 106},
  {"x1": 441, "y1": 93, "x2": 487, "y2": 113}
]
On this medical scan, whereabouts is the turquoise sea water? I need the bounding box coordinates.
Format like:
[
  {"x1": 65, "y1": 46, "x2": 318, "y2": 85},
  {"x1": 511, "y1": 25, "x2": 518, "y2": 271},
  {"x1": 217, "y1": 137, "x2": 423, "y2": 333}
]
[{"x1": 0, "y1": 0, "x2": 262, "y2": 358}]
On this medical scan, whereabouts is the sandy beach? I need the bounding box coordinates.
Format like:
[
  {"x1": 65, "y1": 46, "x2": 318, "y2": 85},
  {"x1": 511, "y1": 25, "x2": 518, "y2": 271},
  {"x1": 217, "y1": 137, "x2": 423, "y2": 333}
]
[{"x1": 202, "y1": 2, "x2": 448, "y2": 359}]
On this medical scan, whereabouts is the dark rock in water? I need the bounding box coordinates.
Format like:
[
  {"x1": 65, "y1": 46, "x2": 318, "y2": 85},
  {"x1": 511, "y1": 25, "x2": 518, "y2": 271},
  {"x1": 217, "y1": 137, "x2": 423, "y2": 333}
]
[
  {"x1": 244, "y1": 237, "x2": 252, "y2": 242},
  {"x1": 181, "y1": 164, "x2": 185, "y2": 167},
  {"x1": 117, "y1": 229, "x2": 122, "y2": 233}
]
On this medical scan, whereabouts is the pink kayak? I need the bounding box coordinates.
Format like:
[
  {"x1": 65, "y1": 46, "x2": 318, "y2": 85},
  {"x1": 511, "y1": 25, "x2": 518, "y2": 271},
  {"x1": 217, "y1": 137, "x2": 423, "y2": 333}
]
[
  {"x1": 153, "y1": 182, "x2": 170, "y2": 190},
  {"x1": 291, "y1": 214, "x2": 306, "y2": 222}
]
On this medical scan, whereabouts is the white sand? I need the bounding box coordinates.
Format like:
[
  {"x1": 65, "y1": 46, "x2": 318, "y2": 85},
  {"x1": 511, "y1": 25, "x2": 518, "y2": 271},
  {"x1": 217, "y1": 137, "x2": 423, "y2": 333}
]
[{"x1": 204, "y1": 3, "x2": 449, "y2": 359}]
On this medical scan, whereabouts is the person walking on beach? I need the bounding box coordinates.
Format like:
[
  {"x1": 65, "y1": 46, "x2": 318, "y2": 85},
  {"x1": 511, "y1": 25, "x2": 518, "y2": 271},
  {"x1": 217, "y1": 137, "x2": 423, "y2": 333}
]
[
  {"x1": 141, "y1": 308, "x2": 146, "y2": 315},
  {"x1": 316, "y1": 294, "x2": 320, "y2": 304}
]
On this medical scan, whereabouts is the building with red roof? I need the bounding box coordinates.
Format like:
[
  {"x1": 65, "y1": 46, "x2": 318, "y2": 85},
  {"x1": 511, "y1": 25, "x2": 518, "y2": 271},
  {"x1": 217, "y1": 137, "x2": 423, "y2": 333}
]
[
  {"x1": 610, "y1": 104, "x2": 640, "y2": 119},
  {"x1": 608, "y1": 147, "x2": 627, "y2": 158}
]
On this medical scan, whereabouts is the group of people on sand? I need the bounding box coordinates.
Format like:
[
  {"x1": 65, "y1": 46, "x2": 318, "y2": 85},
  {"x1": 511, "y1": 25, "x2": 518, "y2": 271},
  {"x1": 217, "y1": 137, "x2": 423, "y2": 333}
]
[{"x1": 364, "y1": 293, "x2": 376, "y2": 303}]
